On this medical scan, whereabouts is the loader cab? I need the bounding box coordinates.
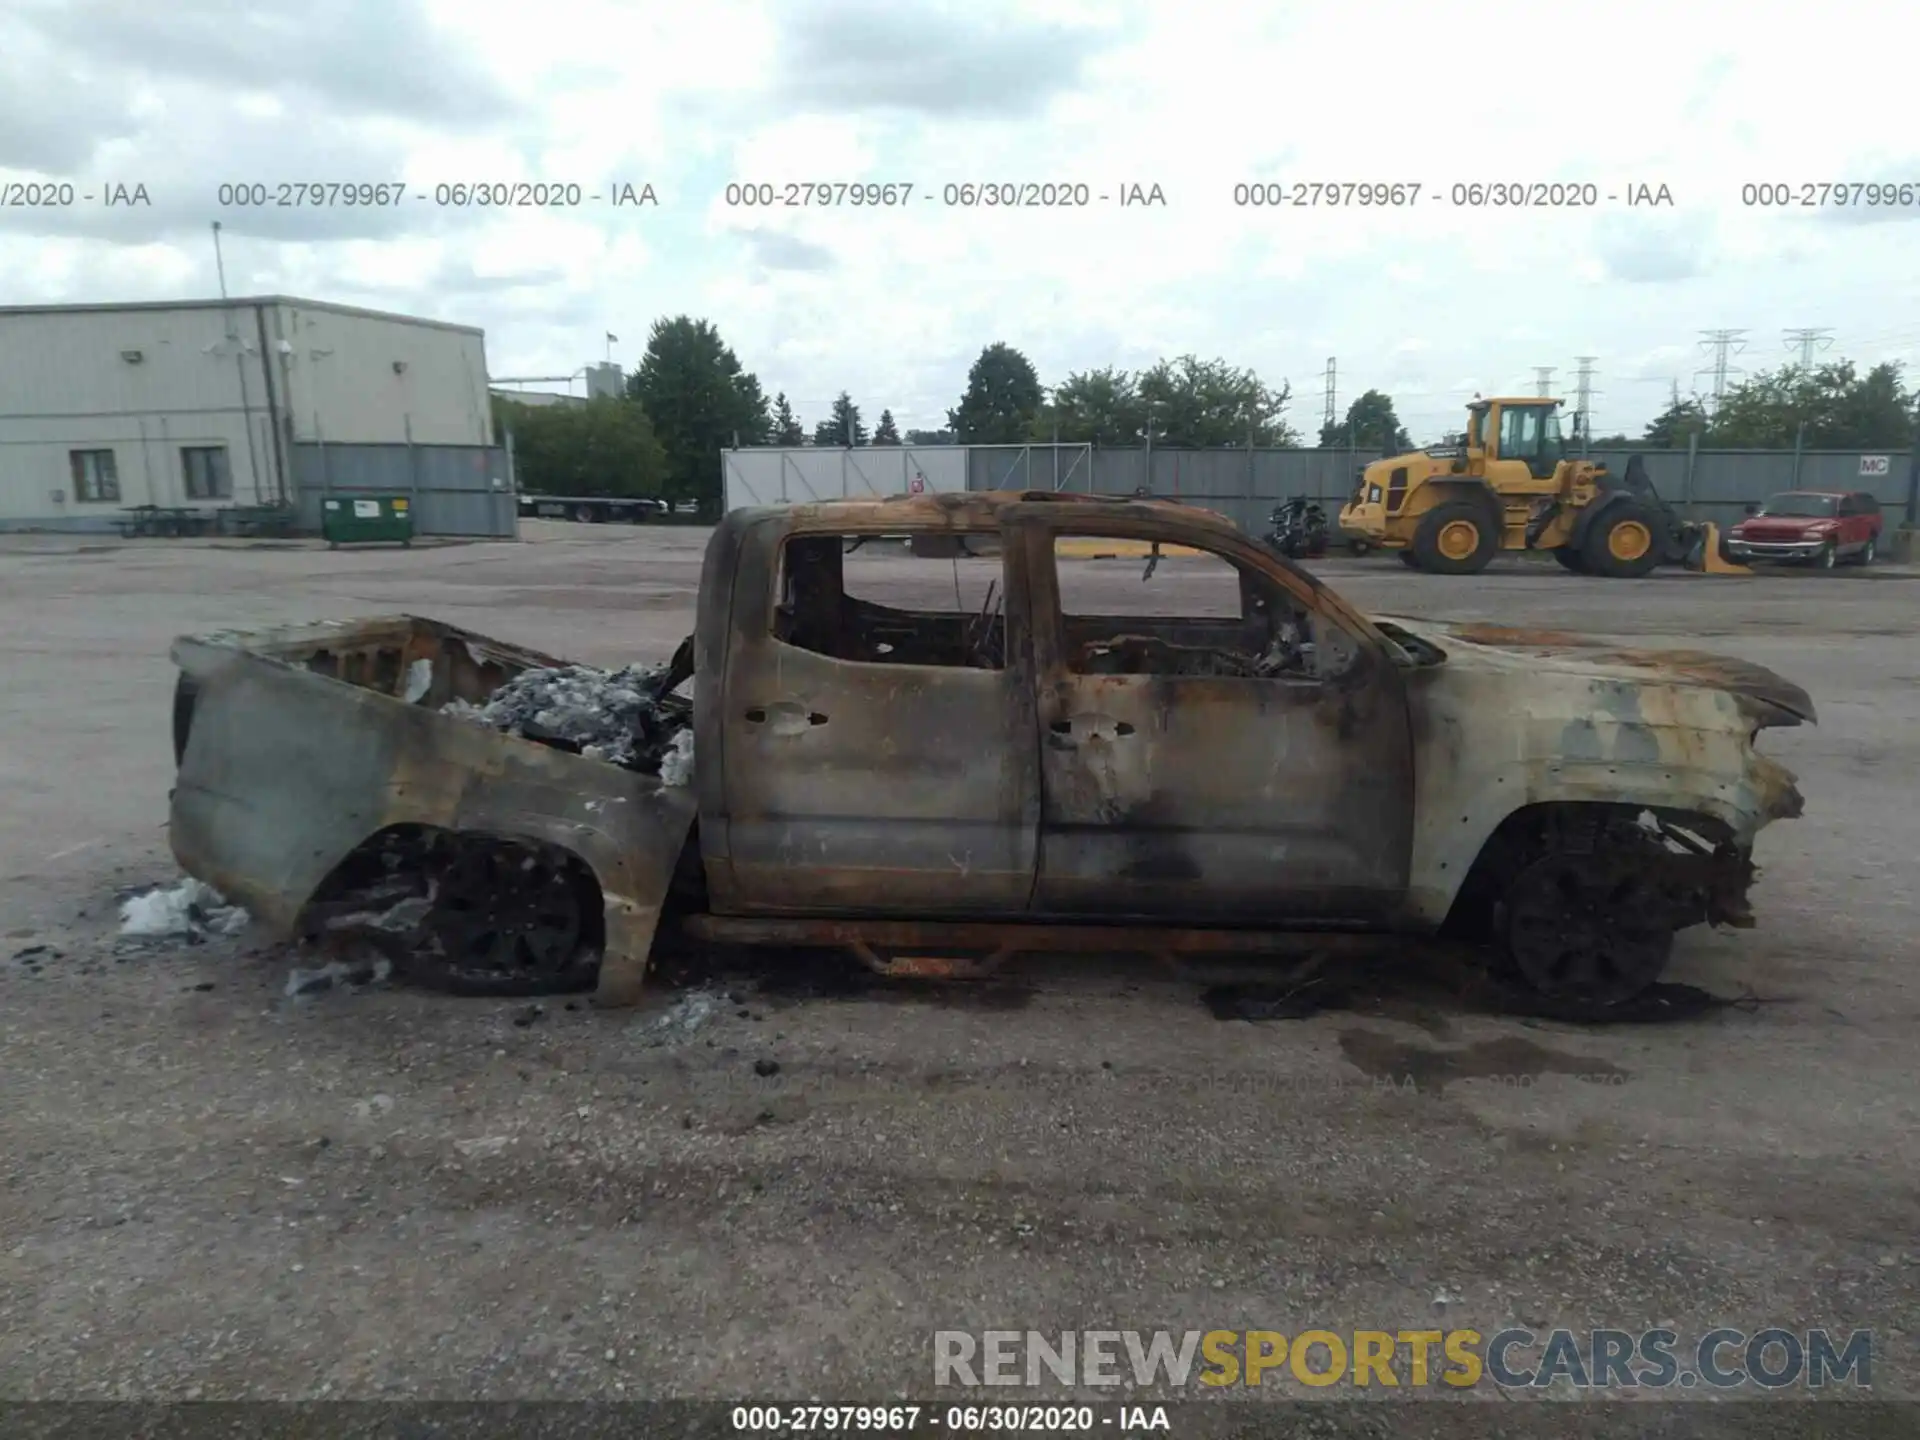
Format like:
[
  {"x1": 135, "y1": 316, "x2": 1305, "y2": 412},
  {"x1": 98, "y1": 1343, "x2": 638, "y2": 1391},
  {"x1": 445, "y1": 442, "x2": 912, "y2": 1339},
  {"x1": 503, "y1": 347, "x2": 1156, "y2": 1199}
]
[
  {"x1": 1466, "y1": 402, "x2": 1492, "y2": 457},
  {"x1": 1485, "y1": 400, "x2": 1566, "y2": 480}
]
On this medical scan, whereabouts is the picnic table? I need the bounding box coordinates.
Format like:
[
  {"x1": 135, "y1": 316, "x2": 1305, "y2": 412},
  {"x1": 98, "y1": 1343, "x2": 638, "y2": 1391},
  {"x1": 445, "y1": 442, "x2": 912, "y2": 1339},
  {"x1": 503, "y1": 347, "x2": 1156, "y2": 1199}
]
[
  {"x1": 117, "y1": 506, "x2": 215, "y2": 538},
  {"x1": 116, "y1": 504, "x2": 301, "y2": 539},
  {"x1": 218, "y1": 503, "x2": 299, "y2": 538}
]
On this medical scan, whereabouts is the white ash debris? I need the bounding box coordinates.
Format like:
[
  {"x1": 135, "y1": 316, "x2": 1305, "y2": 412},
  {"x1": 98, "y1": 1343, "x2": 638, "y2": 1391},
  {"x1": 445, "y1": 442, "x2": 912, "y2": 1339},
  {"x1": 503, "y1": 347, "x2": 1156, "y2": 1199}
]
[
  {"x1": 313, "y1": 880, "x2": 438, "y2": 938},
  {"x1": 658, "y1": 727, "x2": 695, "y2": 787},
  {"x1": 442, "y1": 659, "x2": 692, "y2": 777},
  {"x1": 118, "y1": 878, "x2": 250, "y2": 942},
  {"x1": 403, "y1": 657, "x2": 434, "y2": 703},
  {"x1": 286, "y1": 955, "x2": 392, "y2": 998},
  {"x1": 645, "y1": 986, "x2": 722, "y2": 1042}
]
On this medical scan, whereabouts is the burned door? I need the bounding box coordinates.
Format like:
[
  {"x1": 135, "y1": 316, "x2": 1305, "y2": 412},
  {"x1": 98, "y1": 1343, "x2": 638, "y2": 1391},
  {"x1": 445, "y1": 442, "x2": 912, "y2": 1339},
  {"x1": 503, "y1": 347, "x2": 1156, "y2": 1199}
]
[
  {"x1": 713, "y1": 522, "x2": 1040, "y2": 916},
  {"x1": 1025, "y1": 523, "x2": 1414, "y2": 922}
]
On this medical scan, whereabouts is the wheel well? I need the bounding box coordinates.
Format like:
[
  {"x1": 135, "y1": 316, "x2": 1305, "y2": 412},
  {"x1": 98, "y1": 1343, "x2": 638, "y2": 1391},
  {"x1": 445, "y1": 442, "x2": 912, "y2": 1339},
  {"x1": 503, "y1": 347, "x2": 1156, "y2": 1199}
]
[
  {"x1": 296, "y1": 823, "x2": 607, "y2": 955},
  {"x1": 664, "y1": 821, "x2": 709, "y2": 916},
  {"x1": 1568, "y1": 489, "x2": 1638, "y2": 548},
  {"x1": 1440, "y1": 801, "x2": 1739, "y2": 941},
  {"x1": 1415, "y1": 481, "x2": 1500, "y2": 519},
  {"x1": 172, "y1": 674, "x2": 199, "y2": 767}
]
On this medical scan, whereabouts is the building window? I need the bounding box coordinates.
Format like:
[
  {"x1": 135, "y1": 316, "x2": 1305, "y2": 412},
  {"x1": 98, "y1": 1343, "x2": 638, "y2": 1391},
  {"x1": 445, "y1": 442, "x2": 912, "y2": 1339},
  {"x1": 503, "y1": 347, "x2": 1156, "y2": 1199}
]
[
  {"x1": 182, "y1": 446, "x2": 232, "y2": 500},
  {"x1": 70, "y1": 450, "x2": 121, "y2": 503}
]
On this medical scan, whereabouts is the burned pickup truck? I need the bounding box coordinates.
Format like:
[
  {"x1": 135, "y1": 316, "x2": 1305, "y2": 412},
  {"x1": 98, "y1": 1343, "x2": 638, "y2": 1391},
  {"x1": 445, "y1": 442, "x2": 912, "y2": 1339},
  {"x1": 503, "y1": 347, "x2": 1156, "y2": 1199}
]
[{"x1": 168, "y1": 490, "x2": 1812, "y2": 1010}]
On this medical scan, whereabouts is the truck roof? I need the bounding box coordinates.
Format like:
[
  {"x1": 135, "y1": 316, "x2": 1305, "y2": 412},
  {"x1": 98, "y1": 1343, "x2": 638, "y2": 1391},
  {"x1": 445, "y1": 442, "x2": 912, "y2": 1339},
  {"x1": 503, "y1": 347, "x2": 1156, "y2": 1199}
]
[{"x1": 724, "y1": 489, "x2": 1247, "y2": 536}]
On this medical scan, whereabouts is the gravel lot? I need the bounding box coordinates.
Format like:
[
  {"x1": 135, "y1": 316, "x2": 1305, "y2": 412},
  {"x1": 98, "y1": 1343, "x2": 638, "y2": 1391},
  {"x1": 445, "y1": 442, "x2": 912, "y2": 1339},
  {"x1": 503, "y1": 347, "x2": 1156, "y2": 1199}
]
[{"x1": 2, "y1": 521, "x2": 1916, "y2": 1429}]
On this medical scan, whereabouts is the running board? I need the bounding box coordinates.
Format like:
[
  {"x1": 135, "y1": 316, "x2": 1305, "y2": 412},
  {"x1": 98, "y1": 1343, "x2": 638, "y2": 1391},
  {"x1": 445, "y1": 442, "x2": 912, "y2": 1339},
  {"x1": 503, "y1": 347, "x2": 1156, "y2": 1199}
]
[{"x1": 679, "y1": 913, "x2": 1408, "y2": 979}]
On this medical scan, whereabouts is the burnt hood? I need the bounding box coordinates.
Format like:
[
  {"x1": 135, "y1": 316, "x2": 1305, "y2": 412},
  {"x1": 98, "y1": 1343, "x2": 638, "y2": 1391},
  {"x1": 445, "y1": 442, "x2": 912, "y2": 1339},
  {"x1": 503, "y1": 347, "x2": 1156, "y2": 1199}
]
[{"x1": 1377, "y1": 619, "x2": 1817, "y2": 726}]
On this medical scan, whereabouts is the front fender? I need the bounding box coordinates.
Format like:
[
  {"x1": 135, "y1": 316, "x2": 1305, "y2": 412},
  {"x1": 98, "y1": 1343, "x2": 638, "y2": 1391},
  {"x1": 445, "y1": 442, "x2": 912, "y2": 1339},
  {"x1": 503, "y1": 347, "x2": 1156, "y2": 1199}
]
[
  {"x1": 1402, "y1": 669, "x2": 1805, "y2": 926},
  {"x1": 1405, "y1": 756, "x2": 1802, "y2": 926}
]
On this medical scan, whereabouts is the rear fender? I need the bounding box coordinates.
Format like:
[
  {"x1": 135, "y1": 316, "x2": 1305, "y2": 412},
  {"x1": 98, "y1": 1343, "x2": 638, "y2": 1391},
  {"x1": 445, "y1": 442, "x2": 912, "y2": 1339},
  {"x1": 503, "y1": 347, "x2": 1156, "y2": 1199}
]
[{"x1": 169, "y1": 647, "x2": 696, "y2": 1005}]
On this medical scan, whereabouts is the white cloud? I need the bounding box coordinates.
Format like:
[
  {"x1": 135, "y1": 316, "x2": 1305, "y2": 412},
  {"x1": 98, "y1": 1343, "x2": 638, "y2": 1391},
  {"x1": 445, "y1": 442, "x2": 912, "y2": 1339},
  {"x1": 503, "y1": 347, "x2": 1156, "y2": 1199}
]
[{"x1": 4, "y1": 0, "x2": 1920, "y2": 440}]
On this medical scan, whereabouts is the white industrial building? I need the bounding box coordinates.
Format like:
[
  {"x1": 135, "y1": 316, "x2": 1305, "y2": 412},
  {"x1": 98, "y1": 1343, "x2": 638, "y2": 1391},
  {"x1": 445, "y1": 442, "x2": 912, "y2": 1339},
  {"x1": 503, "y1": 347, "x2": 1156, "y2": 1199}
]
[
  {"x1": 489, "y1": 388, "x2": 586, "y2": 409},
  {"x1": 489, "y1": 361, "x2": 626, "y2": 411},
  {"x1": 0, "y1": 297, "x2": 493, "y2": 530}
]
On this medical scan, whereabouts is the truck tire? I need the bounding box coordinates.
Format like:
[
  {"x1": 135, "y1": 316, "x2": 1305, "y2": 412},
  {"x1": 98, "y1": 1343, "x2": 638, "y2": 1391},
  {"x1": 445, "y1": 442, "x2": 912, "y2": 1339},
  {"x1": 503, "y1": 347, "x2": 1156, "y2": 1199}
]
[
  {"x1": 1398, "y1": 551, "x2": 1423, "y2": 569},
  {"x1": 1551, "y1": 547, "x2": 1587, "y2": 573},
  {"x1": 1495, "y1": 839, "x2": 1676, "y2": 1009},
  {"x1": 1412, "y1": 500, "x2": 1500, "y2": 575},
  {"x1": 1581, "y1": 502, "x2": 1663, "y2": 578},
  {"x1": 393, "y1": 838, "x2": 604, "y2": 997}
]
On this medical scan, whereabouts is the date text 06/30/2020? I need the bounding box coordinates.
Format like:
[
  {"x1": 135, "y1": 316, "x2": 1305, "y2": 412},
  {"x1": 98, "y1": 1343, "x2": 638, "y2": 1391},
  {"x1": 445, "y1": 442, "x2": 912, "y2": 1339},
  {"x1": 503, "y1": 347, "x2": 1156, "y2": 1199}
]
[
  {"x1": 1230, "y1": 181, "x2": 1675, "y2": 207},
  {"x1": 720, "y1": 182, "x2": 1167, "y2": 207}
]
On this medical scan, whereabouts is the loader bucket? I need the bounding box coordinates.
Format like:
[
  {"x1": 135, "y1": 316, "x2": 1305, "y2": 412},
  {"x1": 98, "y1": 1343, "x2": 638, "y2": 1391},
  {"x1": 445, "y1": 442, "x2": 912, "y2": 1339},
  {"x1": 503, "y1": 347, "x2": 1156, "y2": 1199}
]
[{"x1": 1685, "y1": 522, "x2": 1753, "y2": 575}]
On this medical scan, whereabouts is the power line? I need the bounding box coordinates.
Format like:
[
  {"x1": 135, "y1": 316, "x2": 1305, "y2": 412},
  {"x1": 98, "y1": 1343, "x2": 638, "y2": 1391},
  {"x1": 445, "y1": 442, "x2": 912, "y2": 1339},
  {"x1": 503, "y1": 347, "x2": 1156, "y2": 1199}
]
[
  {"x1": 1532, "y1": 366, "x2": 1556, "y2": 397},
  {"x1": 1782, "y1": 327, "x2": 1834, "y2": 368},
  {"x1": 1572, "y1": 356, "x2": 1600, "y2": 433},
  {"x1": 1695, "y1": 329, "x2": 1748, "y2": 410}
]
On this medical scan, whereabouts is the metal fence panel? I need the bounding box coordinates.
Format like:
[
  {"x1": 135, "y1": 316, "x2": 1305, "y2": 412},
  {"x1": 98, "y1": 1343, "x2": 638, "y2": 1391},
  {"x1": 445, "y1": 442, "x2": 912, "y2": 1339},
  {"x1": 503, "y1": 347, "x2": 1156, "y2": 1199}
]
[
  {"x1": 725, "y1": 446, "x2": 968, "y2": 509},
  {"x1": 1583, "y1": 448, "x2": 1915, "y2": 526},
  {"x1": 291, "y1": 442, "x2": 515, "y2": 537},
  {"x1": 725, "y1": 444, "x2": 1915, "y2": 528},
  {"x1": 964, "y1": 444, "x2": 1096, "y2": 492}
]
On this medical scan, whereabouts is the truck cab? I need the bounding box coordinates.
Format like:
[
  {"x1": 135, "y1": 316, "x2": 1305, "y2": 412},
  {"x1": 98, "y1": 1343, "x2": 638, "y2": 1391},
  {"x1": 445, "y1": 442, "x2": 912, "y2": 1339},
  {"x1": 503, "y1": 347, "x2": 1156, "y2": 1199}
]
[{"x1": 695, "y1": 493, "x2": 1415, "y2": 927}]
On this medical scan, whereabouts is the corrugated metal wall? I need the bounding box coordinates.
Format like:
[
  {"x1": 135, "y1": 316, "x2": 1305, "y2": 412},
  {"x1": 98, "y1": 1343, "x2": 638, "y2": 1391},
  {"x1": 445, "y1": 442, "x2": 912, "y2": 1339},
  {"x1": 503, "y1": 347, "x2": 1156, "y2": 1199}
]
[
  {"x1": 723, "y1": 446, "x2": 969, "y2": 509},
  {"x1": 291, "y1": 442, "x2": 518, "y2": 537},
  {"x1": 273, "y1": 302, "x2": 493, "y2": 447},
  {"x1": 724, "y1": 444, "x2": 1916, "y2": 533},
  {"x1": 968, "y1": 446, "x2": 1389, "y2": 535},
  {"x1": 1587, "y1": 448, "x2": 1913, "y2": 526}
]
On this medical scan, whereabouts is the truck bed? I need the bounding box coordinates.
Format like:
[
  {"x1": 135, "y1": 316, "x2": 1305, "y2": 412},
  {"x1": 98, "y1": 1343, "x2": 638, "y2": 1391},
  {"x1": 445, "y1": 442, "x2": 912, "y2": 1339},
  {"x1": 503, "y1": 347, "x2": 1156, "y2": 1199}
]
[
  {"x1": 173, "y1": 614, "x2": 563, "y2": 714},
  {"x1": 168, "y1": 615, "x2": 698, "y2": 1004}
]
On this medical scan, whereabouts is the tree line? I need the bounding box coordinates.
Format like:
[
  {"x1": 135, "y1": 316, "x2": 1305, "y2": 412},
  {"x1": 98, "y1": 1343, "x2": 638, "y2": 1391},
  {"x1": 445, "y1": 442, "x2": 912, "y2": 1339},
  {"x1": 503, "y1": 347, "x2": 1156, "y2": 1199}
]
[
  {"x1": 494, "y1": 323, "x2": 1337, "y2": 514},
  {"x1": 496, "y1": 318, "x2": 1915, "y2": 516},
  {"x1": 1593, "y1": 360, "x2": 1916, "y2": 451}
]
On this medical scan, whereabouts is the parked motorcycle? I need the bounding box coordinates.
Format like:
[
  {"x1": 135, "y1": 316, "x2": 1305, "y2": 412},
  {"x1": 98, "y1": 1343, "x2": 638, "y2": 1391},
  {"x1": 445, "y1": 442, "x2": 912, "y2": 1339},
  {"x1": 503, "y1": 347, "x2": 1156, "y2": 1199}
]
[{"x1": 1264, "y1": 497, "x2": 1330, "y2": 559}]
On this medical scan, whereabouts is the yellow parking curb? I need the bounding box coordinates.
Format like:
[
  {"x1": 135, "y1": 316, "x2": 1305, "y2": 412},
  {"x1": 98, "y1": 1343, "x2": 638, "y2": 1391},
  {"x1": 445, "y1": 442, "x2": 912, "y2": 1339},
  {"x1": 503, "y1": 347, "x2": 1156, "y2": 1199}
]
[{"x1": 1054, "y1": 538, "x2": 1205, "y2": 559}]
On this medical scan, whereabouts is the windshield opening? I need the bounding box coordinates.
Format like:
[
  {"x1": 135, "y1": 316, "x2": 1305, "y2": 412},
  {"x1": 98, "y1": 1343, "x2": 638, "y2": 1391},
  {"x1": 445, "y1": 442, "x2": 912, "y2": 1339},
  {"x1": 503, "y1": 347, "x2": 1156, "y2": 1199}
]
[{"x1": 1759, "y1": 493, "x2": 1836, "y2": 518}]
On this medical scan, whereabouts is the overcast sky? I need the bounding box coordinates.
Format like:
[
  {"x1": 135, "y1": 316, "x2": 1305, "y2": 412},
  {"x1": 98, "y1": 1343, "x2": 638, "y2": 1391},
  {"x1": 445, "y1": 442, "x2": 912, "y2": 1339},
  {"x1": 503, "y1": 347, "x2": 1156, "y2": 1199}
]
[{"x1": 4, "y1": 0, "x2": 1918, "y2": 441}]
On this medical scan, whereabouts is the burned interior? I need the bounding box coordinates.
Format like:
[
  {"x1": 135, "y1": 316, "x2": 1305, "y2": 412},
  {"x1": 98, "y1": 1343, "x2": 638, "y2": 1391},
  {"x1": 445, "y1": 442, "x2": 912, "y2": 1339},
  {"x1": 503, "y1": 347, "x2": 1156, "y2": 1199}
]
[
  {"x1": 773, "y1": 533, "x2": 1008, "y2": 668},
  {"x1": 1050, "y1": 536, "x2": 1359, "y2": 681},
  {"x1": 769, "y1": 526, "x2": 1358, "y2": 681}
]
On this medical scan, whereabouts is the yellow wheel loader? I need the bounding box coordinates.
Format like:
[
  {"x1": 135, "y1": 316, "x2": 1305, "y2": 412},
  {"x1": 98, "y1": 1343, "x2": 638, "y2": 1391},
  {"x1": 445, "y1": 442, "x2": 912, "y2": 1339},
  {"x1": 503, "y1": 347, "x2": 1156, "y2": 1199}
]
[{"x1": 1336, "y1": 397, "x2": 1748, "y2": 577}]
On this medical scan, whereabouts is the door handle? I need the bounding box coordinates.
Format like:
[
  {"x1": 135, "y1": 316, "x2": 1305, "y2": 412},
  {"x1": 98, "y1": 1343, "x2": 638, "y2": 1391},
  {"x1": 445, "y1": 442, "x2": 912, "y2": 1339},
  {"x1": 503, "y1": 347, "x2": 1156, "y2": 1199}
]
[
  {"x1": 746, "y1": 703, "x2": 828, "y2": 730},
  {"x1": 1050, "y1": 716, "x2": 1133, "y2": 738}
]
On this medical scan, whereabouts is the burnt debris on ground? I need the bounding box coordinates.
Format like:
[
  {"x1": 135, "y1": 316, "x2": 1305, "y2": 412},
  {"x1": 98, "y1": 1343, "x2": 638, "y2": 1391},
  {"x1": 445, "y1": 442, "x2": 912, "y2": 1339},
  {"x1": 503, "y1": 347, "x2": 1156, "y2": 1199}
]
[
  {"x1": 441, "y1": 637, "x2": 694, "y2": 781},
  {"x1": 116, "y1": 878, "x2": 250, "y2": 945},
  {"x1": 1199, "y1": 949, "x2": 1749, "y2": 1026}
]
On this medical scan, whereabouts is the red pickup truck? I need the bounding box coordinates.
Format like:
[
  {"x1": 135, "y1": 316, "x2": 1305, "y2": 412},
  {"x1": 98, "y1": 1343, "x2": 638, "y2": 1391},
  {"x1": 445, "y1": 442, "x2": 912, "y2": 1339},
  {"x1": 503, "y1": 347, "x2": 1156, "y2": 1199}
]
[{"x1": 1725, "y1": 490, "x2": 1883, "y2": 567}]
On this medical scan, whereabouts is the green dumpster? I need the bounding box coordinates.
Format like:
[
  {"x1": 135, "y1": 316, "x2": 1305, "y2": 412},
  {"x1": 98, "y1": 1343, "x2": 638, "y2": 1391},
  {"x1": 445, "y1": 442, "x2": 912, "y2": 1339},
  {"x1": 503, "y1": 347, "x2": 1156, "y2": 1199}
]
[{"x1": 321, "y1": 495, "x2": 414, "y2": 549}]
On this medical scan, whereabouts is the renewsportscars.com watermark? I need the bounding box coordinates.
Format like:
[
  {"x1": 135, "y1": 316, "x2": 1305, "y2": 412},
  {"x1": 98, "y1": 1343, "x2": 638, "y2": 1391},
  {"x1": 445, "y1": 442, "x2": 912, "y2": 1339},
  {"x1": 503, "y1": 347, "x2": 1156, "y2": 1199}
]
[{"x1": 934, "y1": 1328, "x2": 1872, "y2": 1391}]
